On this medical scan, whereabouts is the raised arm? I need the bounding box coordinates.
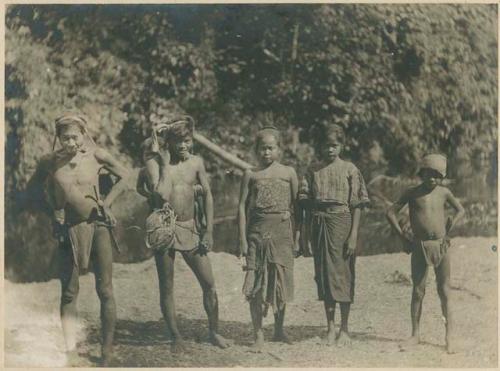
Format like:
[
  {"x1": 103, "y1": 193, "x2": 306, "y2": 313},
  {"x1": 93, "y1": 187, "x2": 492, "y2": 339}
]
[
  {"x1": 444, "y1": 188, "x2": 465, "y2": 234},
  {"x1": 238, "y1": 169, "x2": 252, "y2": 257},
  {"x1": 95, "y1": 148, "x2": 131, "y2": 208},
  {"x1": 196, "y1": 157, "x2": 214, "y2": 248}
]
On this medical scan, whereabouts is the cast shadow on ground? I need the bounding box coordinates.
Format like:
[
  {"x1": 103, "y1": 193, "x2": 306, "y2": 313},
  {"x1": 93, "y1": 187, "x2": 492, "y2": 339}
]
[
  {"x1": 85, "y1": 315, "x2": 324, "y2": 348},
  {"x1": 79, "y1": 317, "x2": 433, "y2": 367}
]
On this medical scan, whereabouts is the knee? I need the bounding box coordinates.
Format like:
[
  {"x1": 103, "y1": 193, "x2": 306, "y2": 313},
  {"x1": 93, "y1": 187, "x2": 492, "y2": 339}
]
[
  {"x1": 97, "y1": 284, "x2": 114, "y2": 302},
  {"x1": 203, "y1": 284, "x2": 217, "y2": 298},
  {"x1": 61, "y1": 283, "x2": 79, "y2": 305},
  {"x1": 412, "y1": 285, "x2": 426, "y2": 301},
  {"x1": 437, "y1": 282, "x2": 451, "y2": 298}
]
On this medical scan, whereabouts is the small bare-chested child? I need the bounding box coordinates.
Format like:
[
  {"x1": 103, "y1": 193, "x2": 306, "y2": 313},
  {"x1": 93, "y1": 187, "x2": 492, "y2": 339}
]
[
  {"x1": 27, "y1": 113, "x2": 130, "y2": 366},
  {"x1": 386, "y1": 154, "x2": 465, "y2": 354},
  {"x1": 136, "y1": 115, "x2": 229, "y2": 352},
  {"x1": 238, "y1": 125, "x2": 300, "y2": 349}
]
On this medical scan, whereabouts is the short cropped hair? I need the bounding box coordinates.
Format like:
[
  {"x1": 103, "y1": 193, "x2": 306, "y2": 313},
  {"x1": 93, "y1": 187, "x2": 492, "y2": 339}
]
[{"x1": 255, "y1": 125, "x2": 281, "y2": 148}]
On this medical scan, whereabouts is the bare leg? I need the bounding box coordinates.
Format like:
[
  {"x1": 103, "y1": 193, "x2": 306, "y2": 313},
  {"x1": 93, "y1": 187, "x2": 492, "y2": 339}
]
[
  {"x1": 435, "y1": 251, "x2": 455, "y2": 353},
  {"x1": 92, "y1": 227, "x2": 117, "y2": 366},
  {"x1": 250, "y1": 294, "x2": 265, "y2": 349},
  {"x1": 336, "y1": 302, "x2": 352, "y2": 346},
  {"x1": 59, "y1": 245, "x2": 80, "y2": 355},
  {"x1": 324, "y1": 301, "x2": 336, "y2": 345},
  {"x1": 404, "y1": 248, "x2": 428, "y2": 347},
  {"x1": 273, "y1": 306, "x2": 292, "y2": 344},
  {"x1": 155, "y1": 249, "x2": 185, "y2": 352},
  {"x1": 182, "y1": 250, "x2": 230, "y2": 349}
]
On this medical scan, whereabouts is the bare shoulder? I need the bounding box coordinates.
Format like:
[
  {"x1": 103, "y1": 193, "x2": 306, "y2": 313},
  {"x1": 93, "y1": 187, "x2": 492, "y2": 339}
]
[
  {"x1": 437, "y1": 185, "x2": 454, "y2": 197},
  {"x1": 142, "y1": 136, "x2": 154, "y2": 149},
  {"x1": 190, "y1": 154, "x2": 206, "y2": 169},
  {"x1": 93, "y1": 147, "x2": 111, "y2": 161}
]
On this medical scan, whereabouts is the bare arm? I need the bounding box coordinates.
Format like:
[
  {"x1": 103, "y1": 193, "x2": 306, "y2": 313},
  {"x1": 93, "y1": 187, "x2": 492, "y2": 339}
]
[
  {"x1": 197, "y1": 158, "x2": 214, "y2": 246},
  {"x1": 344, "y1": 207, "x2": 361, "y2": 257},
  {"x1": 238, "y1": 169, "x2": 252, "y2": 256},
  {"x1": 136, "y1": 168, "x2": 152, "y2": 199},
  {"x1": 95, "y1": 148, "x2": 131, "y2": 208},
  {"x1": 289, "y1": 167, "x2": 301, "y2": 254},
  {"x1": 386, "y1": 190, "x2": 411, "y2": 238},
  {"x1": 445, "y1": 189, "x2": 465, "y2": 234}
]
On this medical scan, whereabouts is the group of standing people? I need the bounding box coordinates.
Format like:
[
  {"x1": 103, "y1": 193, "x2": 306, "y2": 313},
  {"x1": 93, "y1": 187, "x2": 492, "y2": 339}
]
[{"x1": 28, "y1": 111, "x2": 465, "y2": 366}]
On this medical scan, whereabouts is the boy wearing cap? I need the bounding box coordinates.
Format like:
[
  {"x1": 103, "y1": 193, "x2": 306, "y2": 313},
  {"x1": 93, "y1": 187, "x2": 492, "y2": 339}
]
[
  {"x1": 136, "y1": 115, "x2": 230, "y2": 352},
  {"x1": 27, "y1": 112, "x2": 130, "y2": 366},
  {"x1": 386, "y1": 154, "x2": 465, "y2": 354}
]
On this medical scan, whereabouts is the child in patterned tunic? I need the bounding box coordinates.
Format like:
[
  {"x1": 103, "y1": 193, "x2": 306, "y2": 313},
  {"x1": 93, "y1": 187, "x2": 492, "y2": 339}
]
[
  {"x1": 299, "y1": 124, "x2": 369, "y2": 346},
  {"x1": 238, "y1": 125, "x2": 300, "y2": 349}
]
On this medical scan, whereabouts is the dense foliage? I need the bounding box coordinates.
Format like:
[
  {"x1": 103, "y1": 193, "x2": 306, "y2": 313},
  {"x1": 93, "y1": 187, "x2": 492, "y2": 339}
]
[{"x1": 5, "y1": 4, "x2": 497, "y2": 281}]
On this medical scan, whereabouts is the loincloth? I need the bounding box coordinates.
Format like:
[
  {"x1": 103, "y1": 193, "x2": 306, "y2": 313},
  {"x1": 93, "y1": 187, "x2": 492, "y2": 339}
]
[
  {"x1": 64, "y1": 219, "x2": 112, "y2": 272},
  {"x1": 172, "y1": 219, "x2": 200, "y2": 252},
  {"x1": 145, "y1": 204, "x2": 200, "y2": 253},
  {"x1": 416, "y1": 238, "x2": 450, "y2": 268}
]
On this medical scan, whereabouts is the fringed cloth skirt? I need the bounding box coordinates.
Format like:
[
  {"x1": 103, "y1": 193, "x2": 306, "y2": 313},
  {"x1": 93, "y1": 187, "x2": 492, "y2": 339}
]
[
  {"x1": 311, "y1": 211, "x2": 355, "y2": 303},
  {"x1": 243, "y1": 212, "x2": 294, "y2": 314}
]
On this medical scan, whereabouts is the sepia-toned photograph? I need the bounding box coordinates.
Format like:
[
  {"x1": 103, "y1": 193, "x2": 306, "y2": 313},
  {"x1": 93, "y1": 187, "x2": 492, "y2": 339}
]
[{"x1": 3, "y1": 3, "x2": 498, "y2": 368}]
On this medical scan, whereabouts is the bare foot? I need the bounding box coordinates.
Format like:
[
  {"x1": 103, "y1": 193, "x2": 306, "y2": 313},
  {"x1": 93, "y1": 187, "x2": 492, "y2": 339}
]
[
  {"x1": 272, "y1": 331, "x2": 293, "y2": 345},
  {"x1": 65, "y1": 350, "x2": 81, "y2": 367},
  {"x1": 446, "y1": 336, "x2": 456, "y2": 354},
  {"x1": 251, "y1": 330, "x2": 265, "y2": 351},
  {"x1": 336, "y1": 330, "x2": 352, "y2": 347},
  {"x1": 210, "y1": 332, "x2": 231, "y2": 349},
  {"x1": 171, "y1": 338, "x2": 187, "y2": 353},
  {"x1": 100, "y1": 346, "x2": 113, "y2": 367},
  {"x1": 400, "y1": 335, "x2": 420, "y2": 349},
  {"x1": 326, "y1": 330, "x2": 336, "y2": 346},
  {"x1": 100, "y1": 354, "x2": 112, "y2": 367}
]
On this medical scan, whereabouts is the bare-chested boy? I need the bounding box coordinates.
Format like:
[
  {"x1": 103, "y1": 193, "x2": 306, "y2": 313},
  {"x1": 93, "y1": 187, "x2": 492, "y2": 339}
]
[
  {"x1": 27, "y1": 113, "x2": 130, "y2": 366},
  {"x1": 386, "y1": 154, "x2": 465, "y2": 354},
  {"x1": 136, "y1": 115, "x2": 229, "y2": 352}
]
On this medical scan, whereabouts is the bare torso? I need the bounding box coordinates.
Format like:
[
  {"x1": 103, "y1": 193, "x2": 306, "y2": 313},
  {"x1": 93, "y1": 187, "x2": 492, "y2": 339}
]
[
  {"x1": 49, "y1": 149, "x2": 103, "y2": 224},
  {"x1": 408, "y1": 185, "x2": 448, "y2": 240},
  {"x1": 156, "y1": 154, "x2": 199, "y2": 221}
]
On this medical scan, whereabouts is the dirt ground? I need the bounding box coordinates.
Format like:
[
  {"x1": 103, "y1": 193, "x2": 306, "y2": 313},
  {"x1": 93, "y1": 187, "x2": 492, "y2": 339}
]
[{"x1": 4, "y1": 237, "x2": 498, "y2": 368}]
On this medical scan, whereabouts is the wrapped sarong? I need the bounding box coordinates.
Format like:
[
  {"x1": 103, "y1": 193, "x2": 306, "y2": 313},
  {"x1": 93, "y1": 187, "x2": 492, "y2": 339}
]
[
  {"x1": 311, "y1": 211, "x2": 355, "y2": 303},
  {"x1": 416, "y1": 238, "x2": 450, "y2": 267},
  {"x1": 243, "y1": 212, "x2": 294, "y2": 314}
]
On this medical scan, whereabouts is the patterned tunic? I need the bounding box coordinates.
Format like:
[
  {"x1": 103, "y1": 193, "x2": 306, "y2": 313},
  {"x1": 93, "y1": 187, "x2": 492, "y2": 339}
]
[{"x1": 301, "y1": 159, "x2": 369, "y2": 209}]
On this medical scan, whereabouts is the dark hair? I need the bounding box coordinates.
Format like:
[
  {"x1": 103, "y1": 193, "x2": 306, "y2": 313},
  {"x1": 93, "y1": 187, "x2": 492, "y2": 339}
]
[
  {"x1": 255, "y1": 125, "x2": 281, "y2": 148},
  {"x1": 55, "y1": 114, "x2": 87, "y2": 137},
  {"x1": 164, "y1": 116, "x2": 195, "y2": 141},
  {"x1": 323, "y1": 124, "x2": 345, "y2": 144}
]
